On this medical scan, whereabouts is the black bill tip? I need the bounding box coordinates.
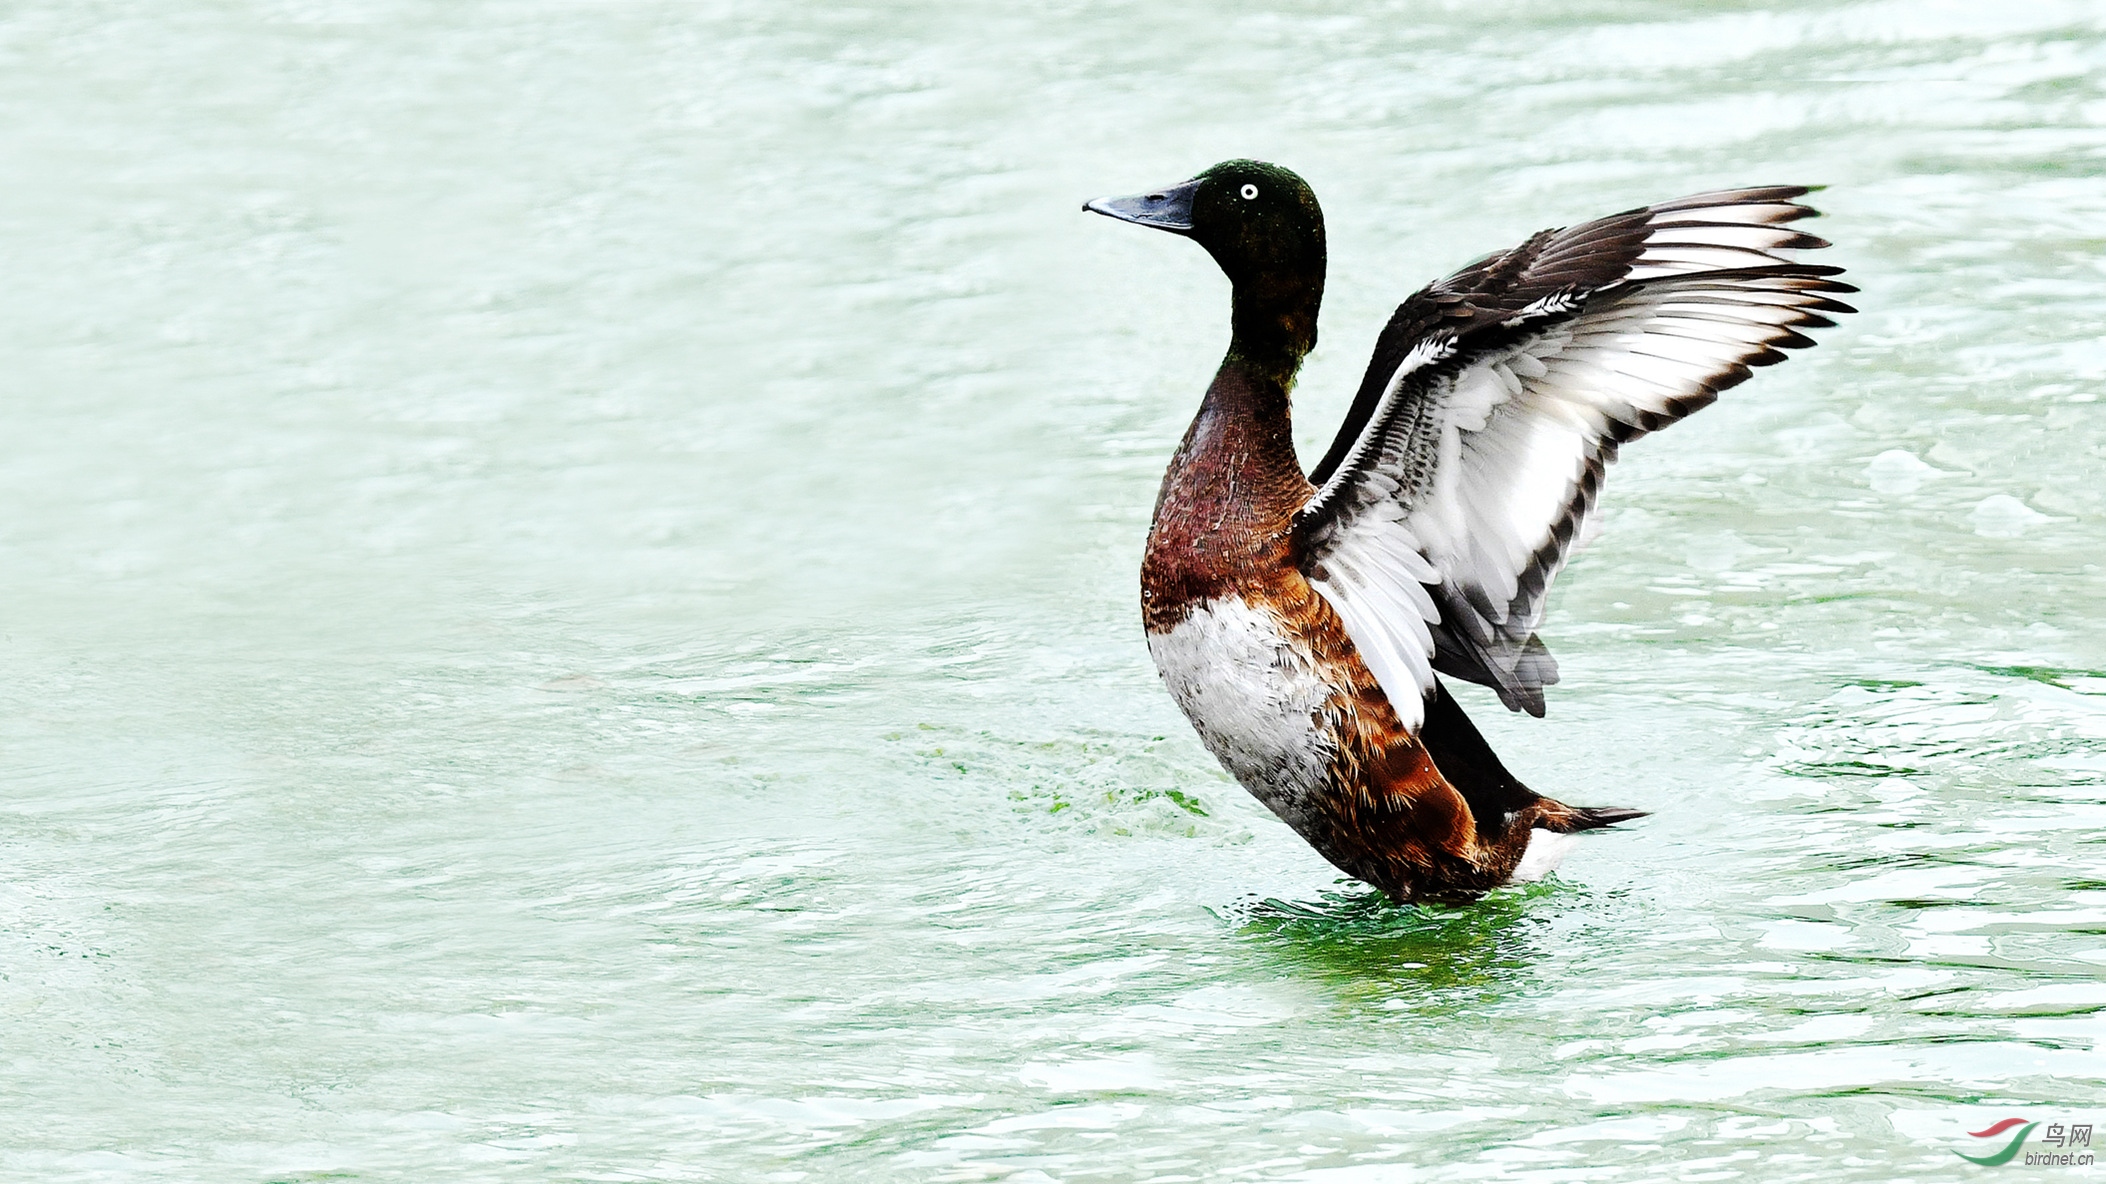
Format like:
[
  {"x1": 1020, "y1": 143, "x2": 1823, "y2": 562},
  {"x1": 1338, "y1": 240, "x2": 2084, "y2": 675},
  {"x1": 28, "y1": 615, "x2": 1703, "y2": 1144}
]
[{"x1": 1083, "y1": 176, "x2": 1200, "y2": 234}]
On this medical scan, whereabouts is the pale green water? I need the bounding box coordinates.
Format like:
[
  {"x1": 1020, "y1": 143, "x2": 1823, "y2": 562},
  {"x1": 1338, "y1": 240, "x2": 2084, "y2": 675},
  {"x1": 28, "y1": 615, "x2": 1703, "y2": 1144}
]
[{"x1": 4, "y1": 1, "x2": 2105, "y2": 1180}]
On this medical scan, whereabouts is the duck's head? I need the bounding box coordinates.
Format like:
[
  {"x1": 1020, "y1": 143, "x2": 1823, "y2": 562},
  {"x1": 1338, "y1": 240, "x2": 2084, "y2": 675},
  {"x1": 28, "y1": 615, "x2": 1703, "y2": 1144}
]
[{"x1": 1085, "y1": 159, "x2": 1326, "y2": 361}]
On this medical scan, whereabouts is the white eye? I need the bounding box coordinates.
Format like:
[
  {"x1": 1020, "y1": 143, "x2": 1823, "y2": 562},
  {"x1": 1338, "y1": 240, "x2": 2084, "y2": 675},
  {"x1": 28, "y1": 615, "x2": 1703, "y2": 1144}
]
[{"x1": 1240, "y1": 183, "x2": 1259, "y2": 200}]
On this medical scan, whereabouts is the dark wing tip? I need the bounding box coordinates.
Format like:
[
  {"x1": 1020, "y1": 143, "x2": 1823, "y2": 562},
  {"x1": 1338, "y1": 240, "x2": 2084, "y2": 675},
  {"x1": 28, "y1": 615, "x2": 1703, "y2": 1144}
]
[{"x1": 1647, "y1": 183, "x2": 1812, "y2": 208}]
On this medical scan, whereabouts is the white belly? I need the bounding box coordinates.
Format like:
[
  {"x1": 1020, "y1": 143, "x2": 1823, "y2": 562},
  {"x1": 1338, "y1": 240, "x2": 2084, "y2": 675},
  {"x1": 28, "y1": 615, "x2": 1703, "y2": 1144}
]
[
  {"x1": 1146, "y1": 597, "x2": 1337, "y2": 828},
  {"x1": 1509, "y1": 828, "x2": 1577, "y2": 881}
]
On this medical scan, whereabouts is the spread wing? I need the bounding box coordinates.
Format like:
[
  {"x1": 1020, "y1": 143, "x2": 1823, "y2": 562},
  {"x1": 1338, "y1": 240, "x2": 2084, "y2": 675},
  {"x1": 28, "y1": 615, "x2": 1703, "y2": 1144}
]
[{"x1": 1295, "y1": 186, "x2": 1856, "y2": 729}]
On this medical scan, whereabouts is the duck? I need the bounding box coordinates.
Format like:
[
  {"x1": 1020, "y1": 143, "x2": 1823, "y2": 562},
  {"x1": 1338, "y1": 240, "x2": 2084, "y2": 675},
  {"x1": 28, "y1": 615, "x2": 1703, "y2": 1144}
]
[{"x1": 1085, "y1": 160, "x2": 1855, "y2": 903}]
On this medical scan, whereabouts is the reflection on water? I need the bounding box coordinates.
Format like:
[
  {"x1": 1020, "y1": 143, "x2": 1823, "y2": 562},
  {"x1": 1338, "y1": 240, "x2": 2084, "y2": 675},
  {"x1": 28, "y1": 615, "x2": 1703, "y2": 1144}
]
[
  {"x1": 1225, "y1": 887, "x2": 1557, "y2": 1002},
  {"x1": 4, "y1": 0, "x2": 2105, "y2": 1181}
]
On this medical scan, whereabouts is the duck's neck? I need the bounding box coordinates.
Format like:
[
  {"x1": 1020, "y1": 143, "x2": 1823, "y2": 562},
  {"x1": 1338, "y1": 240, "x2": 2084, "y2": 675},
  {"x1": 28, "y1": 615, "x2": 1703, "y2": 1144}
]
[
  {"x1": 1142, "y1": 279, "x2": 1321, "y2": 622},
  {"x1": 1148, "y1": 306, "x2": 1319, "y2": 539},
  {"x1": 1194, "y1": 269, "x2": 1321, "y2": 471},
  {"x1": 1226, "y1": 267, "x2": 1321, "y2": 384},
  {"x1": 1151, "y1": 261, "x2": 1325, "y2": 507}
]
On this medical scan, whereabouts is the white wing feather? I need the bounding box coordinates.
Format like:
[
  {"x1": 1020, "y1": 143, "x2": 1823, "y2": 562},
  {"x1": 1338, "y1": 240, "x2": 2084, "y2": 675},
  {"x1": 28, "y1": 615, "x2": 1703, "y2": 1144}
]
[{"x1": 1301, "y1": 188, "x2": 1854, "y2": 723}]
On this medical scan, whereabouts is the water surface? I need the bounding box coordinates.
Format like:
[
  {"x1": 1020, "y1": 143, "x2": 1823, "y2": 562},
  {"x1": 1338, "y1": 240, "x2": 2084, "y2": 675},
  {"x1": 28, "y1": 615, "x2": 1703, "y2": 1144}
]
[{"x1": 4, "y1": 1, "x2": 2105, "y2": 1180}]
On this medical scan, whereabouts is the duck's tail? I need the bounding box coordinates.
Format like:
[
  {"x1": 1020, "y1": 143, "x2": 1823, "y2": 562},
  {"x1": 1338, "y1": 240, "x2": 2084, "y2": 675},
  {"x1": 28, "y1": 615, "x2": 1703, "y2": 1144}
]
[
  {"x1": 1417, "y1": 679, "x2": 1540, "y2": 840},
  {"x1": 1535, "y1": 803, "x2": 1648, "y2": 833},
  {"x1": 1418, "y1": 678, "x2": 1648, "y2": 839}
]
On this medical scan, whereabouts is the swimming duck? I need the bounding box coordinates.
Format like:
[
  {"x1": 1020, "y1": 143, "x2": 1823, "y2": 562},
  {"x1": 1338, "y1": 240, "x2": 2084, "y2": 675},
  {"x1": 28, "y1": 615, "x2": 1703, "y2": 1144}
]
[{"x1": 1086, "y1": 160, "x2": 1854, "y2": 902}]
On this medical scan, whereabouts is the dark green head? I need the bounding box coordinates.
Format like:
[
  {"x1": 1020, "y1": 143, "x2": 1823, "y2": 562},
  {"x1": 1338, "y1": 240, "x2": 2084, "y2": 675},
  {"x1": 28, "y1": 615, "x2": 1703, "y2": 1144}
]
[{"x1": 1086, "y1": 159, "x2": 1327, "y2": 363}]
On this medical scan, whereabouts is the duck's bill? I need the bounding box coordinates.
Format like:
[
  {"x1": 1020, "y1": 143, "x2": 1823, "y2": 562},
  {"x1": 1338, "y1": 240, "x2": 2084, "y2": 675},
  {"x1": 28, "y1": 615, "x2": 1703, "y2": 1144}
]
[{"x1": 1083, "y1": 177, "x2": 1199, "y2": 233}]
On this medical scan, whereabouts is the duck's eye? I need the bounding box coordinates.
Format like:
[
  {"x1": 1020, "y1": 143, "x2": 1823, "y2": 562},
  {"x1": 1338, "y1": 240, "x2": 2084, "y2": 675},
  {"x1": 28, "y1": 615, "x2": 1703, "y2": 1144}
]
[{"x1": 1240, "y1": 183, "x2": 1259, "y2": 200}]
